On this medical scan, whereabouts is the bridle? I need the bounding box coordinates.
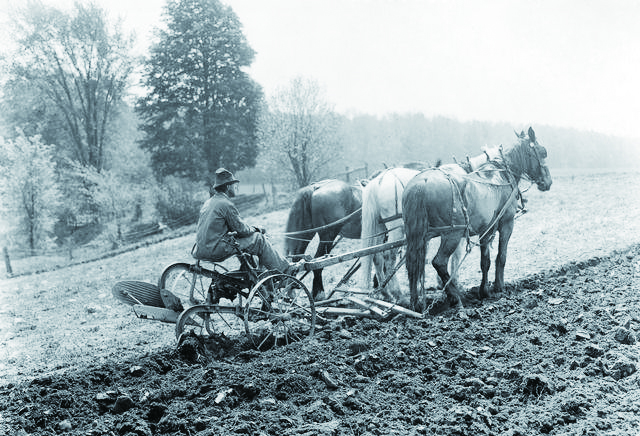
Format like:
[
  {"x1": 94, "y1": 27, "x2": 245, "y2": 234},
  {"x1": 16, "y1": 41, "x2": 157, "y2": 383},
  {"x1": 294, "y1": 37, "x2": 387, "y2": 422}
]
[{"x1": 502, "y1": 137, "x2": 548, "y2": 188}]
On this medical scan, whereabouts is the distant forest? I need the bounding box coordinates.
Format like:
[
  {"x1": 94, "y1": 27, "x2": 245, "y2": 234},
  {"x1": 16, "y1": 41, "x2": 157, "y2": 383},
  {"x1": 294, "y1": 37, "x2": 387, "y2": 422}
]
[
  {"x1": 339, "y1": 114, "x2": 640, "y2": 173},
  {"x1": 241, "y1": 113, "x2": 640, "y2": 185}
]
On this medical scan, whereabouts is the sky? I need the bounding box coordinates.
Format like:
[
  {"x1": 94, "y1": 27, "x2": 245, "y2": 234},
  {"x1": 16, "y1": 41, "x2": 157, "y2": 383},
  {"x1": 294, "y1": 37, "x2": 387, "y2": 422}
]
[{"x1": 2, "y1": 0, "x2": 640, "y2": 139}]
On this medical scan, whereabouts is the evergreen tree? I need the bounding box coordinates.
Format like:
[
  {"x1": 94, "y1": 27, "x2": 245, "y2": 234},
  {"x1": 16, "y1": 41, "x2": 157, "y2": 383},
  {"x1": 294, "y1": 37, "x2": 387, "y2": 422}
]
[{"x1": 136, "y1": 0, "x2": 262, "y2": 185}]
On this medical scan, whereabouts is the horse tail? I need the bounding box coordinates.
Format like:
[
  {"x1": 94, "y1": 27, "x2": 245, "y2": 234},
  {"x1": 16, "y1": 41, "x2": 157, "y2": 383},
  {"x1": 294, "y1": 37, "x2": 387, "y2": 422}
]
[
  {"x1": 285, "y1": 186, "x2": 314, "y2": 255},
  {"x1": 360, "y1": 178, "x2": 386, "y2": 288},
  {"x1": 402, "y1": 177, "x2": 429, "y2": 301}
]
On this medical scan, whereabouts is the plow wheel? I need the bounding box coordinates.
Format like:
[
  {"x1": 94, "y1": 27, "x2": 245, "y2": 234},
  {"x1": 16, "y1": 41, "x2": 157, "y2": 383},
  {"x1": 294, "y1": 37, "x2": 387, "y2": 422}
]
[
  {"x1": 244, "y1": 274, "x2": 315, "y2": 350},
  {"x1": 159, "y1": 262, "x2": 228, "y2": 307},
  {"x1": 175, "y1": 304, "x2": 244, "y2": 341}
]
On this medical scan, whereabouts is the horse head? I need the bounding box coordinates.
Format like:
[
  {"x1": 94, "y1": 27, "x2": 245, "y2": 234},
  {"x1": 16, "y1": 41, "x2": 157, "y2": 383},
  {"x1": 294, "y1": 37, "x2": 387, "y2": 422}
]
[{"x1": 511, "y1": 127, "x2": 552, "y2": 191}]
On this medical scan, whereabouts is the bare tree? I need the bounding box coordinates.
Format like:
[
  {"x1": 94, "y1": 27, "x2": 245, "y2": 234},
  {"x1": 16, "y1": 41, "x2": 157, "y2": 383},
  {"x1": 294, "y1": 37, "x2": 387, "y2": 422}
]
[
  {"x1": 258, "y1": 77, "x2": 343, "y2": 188},
  {"x1": 5, "y1": 1, "x2": 133, "y2": 171}
]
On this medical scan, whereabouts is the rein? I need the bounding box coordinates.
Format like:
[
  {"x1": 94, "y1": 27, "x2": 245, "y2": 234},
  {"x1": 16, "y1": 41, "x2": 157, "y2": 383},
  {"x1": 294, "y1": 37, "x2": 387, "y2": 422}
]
[{"x1": 279, "y1": 207, "x2": 363, "y2": 239}]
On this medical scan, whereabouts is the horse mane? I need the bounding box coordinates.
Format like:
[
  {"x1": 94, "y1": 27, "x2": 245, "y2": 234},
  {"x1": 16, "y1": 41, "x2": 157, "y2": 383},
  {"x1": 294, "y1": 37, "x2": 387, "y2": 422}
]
[
  {"x1": 484, "y1": 128, "x2": 544, "y2": 178},
  {"x1": 501, "y1": 129, "x2": 534, "y2": 172},
  {"x1": 285, "y1": 186, "x2": 315, "y2": 253},
  {"x1": 402, "y1": 161, "x2": 431, "y2": 170}
]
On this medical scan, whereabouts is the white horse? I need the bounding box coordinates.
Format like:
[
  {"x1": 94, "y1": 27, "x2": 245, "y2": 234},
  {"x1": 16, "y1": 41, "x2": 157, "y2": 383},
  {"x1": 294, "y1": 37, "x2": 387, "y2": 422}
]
[{"x1": 360, "y1": 148, "x2": 501, "y2": 303}]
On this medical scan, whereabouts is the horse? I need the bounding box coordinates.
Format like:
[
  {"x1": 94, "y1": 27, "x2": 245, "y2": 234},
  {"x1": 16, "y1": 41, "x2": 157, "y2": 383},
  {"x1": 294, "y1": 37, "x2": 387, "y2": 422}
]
[
  {"x1": 402, "y1": 127, "x2": 552, "y2": 312},
  {"x1": 359, "y1": 148, "x2": 501, "y2": 303},
  {"x1": 284, "y1": 179, "x2": 363, "y2": 299}
]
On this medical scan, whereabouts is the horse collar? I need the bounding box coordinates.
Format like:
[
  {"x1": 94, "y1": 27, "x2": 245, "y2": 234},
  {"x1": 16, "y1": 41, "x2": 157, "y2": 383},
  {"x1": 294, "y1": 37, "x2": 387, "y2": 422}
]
[{"x1": 498, "y1": 146, "x2": 526, "y2": 208}]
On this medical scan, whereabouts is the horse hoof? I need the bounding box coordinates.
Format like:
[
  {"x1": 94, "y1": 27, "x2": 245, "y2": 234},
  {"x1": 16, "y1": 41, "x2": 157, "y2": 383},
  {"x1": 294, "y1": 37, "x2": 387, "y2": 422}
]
[{"x1": 314, "y1": 292, "x2": 327, "y2": 302}]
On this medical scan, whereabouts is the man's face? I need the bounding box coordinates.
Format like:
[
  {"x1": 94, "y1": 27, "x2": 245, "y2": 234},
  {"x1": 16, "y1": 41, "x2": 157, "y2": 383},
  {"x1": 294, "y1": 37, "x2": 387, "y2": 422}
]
[{"x1": 227, "y1": 182, "x2": 238, "y2": 198}]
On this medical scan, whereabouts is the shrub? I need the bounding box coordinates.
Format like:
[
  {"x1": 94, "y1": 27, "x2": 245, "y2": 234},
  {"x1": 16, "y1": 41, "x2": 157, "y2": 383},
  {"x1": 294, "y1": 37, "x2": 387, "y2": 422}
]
[{"x1": 155, "y1": 176, "x2": 204, "y2": 229}]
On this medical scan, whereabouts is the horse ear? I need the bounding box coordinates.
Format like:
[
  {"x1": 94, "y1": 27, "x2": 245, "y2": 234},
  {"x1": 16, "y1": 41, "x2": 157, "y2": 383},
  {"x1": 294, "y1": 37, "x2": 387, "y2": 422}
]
[{"x1": 528, "y1": 127, "x2": 536, "y2": 144}]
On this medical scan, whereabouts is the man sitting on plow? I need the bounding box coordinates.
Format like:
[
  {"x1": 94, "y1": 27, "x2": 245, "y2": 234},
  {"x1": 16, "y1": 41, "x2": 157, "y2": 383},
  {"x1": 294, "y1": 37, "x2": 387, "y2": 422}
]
[{"x1": 192, "y1": 168, "x2": 302, "y2": 278}]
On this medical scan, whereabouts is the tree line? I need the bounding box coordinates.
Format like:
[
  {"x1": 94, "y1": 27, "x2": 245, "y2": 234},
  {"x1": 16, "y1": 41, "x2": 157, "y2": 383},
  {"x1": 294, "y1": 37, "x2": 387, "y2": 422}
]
[
  {"x1": 1, "y1": 0, "x2": 638, "y2": 256},
  {"x1": 0, "y1": 0, "x2": 335, "y2": 254}
]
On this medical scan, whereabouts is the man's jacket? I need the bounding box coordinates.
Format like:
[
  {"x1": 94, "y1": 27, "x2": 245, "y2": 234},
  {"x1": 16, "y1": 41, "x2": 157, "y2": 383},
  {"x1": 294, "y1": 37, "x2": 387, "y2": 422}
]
[{"x1": 193, "y1": 192, "x2": 253, "y2": 260}]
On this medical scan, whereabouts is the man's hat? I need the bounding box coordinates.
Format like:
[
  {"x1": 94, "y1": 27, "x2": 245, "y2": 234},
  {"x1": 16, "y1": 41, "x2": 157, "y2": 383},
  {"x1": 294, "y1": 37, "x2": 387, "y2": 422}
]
[{"x1": 213, "y1": 168, "x2": 239, "y2": 189}]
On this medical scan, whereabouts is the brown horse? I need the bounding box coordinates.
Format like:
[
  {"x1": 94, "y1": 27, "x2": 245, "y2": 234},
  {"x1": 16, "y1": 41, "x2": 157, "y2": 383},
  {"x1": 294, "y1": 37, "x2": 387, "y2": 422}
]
[
  {"x1": 284, "y1": 179, "x2": 363, "y2": 299},
  {"x1": 402, "y1": 127, "x2": 552, "y2": 312}
]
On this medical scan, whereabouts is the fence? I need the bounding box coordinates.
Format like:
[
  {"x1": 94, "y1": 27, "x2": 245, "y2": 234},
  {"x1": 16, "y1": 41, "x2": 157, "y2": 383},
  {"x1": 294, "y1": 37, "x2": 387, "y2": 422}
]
[
  {"x1": 1, "y1": 193, "x2": 268, "y2": 279},
  {"x1": 335, "y1": 165, "x2": 369, "y2": 182}
]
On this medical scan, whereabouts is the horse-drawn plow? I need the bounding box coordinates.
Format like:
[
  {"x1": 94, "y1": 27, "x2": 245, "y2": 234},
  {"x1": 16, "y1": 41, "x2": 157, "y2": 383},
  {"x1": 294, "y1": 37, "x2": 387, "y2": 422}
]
[
  {"x1": 113, "y1": 127, "x2": 552, "y2": 351},
  {"x1": 112, "y1": 237, "x2": 419, "y2": 351}
]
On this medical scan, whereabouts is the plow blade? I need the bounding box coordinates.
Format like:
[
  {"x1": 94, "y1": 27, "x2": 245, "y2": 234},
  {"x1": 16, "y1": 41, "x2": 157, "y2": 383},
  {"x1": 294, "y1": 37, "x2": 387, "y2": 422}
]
[
  {"x1": 112, "y1": 280, "x2": 165, "y2": 307},
  {"x1": 132, "y1": 304, "x2": 180, "y2": 323}
]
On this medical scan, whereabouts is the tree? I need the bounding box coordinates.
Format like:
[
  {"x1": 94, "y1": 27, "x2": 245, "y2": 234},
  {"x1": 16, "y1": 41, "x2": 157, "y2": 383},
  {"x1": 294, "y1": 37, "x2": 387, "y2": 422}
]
[
  {"x1": 136, "y1": 0, "x2": 262, "y2": 185},
  {"x1": 258, "y1": 76, "x2": 343, "y2": 188},
  {"x1": 0, "y1": 134, "x2": 61, "y2": 251},
  {"x1": 2, "y1": 1, "x2": 133, "y2": 171}
]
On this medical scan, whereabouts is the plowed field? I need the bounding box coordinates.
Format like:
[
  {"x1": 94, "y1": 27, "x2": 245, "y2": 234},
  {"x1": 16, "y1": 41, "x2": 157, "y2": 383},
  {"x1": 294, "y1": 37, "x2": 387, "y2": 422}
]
[{"x1": 1, "y1": 170, "x2": 640, "y2": 435}]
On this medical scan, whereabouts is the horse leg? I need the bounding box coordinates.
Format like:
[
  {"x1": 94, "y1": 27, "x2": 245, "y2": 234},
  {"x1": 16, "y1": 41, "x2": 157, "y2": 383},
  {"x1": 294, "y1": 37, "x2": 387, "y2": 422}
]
[
  {"x1": 372, "y1": 250, "x2": 392, "y2": 300},
  {"x1": 311, "y1": 230, "x2": 338, "y2": 300},
  {"x1": 447, "y1": 239, "x2": 466, "y2": 290},
  {"x1": 384, "y1": 225, "x2": 404, "y2": 302},
  {"x1": 432, "y1": 236, "x2": 464, "y2": 309},
  {"x1": 478, "y1": 241, "x2": 492, "y2": 299},
  {"x1": 373, "y1": 248, "x2": 402, "y2": 302},
  {"x1": 493, "y1": 220, "x2": 514, "y2": 295}
]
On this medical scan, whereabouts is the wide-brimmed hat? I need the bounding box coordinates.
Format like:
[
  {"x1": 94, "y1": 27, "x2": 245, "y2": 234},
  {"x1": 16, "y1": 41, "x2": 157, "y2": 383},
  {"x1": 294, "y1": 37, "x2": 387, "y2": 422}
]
[{"x1": 213, "y1": 168, "x2": 239, "y2": 189}]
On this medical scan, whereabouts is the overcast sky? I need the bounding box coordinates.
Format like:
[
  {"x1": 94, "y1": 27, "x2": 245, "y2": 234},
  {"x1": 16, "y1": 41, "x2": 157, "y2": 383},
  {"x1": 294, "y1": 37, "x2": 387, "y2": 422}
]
[{"x1": 2, "y1": 0, "x2": 640, "y2": 139}]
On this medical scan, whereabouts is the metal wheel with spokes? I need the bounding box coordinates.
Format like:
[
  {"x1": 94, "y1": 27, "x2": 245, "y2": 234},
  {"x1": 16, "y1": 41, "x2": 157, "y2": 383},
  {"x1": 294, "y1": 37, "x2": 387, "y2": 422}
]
[
  {"x1": 175, "y1": 304, "x2": 245, "y2": 341},
  {"x1": 244, "y1": 273, "x2": 315, "y2": 350},
  {"x1": 159, "y1": 262, "x2": 228, "y2": 307}
]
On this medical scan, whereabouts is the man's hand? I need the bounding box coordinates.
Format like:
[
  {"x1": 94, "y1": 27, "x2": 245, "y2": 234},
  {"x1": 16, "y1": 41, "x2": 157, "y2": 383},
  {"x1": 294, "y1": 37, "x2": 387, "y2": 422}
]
[{"x1": 253, "y1": 226, "x2": 266, "y2": 234}]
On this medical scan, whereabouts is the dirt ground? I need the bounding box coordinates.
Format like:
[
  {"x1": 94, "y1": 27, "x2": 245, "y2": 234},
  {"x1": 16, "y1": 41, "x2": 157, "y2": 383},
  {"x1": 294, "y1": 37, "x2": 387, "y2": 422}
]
[
  {"x1": 1, "y1": 171, "x2": 640, "y2": 435},
  {"x1": 1, "y1": 244, "x2": 640, "y2": 436}
]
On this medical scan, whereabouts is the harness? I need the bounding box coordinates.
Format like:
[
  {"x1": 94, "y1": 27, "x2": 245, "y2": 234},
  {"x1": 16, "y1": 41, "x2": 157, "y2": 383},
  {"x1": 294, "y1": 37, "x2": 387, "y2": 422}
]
[
  {"x1": 377, "y1": 168, "x2": 409, "y2": 225},
  {"x1": 425, "y1": 141, "x2": 546, "y2": 298}
]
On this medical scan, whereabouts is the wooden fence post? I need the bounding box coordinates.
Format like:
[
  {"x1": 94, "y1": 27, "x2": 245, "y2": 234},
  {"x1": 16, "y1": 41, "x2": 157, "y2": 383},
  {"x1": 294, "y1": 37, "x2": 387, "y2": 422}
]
[{"x1": 3, "y1": 247, "x2": 13, "y2": 277}]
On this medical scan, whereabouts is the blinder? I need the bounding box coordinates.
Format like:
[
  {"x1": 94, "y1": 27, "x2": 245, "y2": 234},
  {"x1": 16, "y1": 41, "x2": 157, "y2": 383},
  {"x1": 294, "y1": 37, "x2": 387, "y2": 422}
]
[{"x1": 527, "y1": 140, "x2": 551, "y2": 190}]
